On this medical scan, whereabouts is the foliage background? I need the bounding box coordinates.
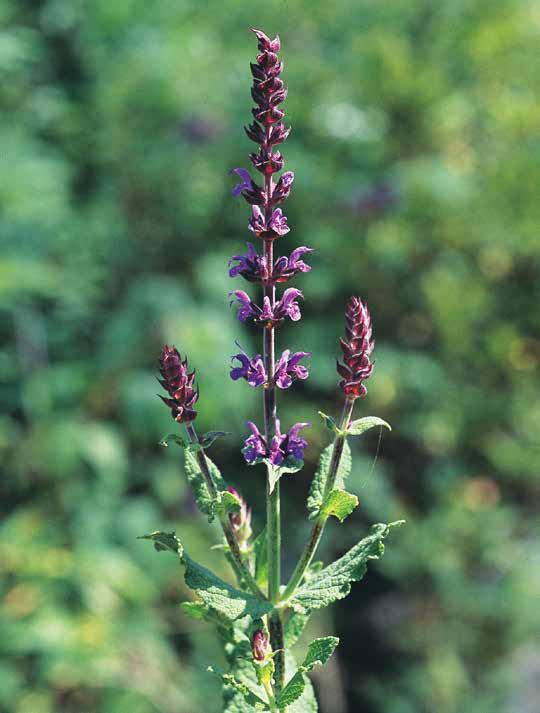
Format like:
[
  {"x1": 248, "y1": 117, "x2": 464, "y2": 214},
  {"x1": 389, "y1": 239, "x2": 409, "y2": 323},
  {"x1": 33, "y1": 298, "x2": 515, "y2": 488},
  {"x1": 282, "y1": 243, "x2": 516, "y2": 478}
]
[{"x1": 1, "y1": 0, "x2": 539, "y2": 711}]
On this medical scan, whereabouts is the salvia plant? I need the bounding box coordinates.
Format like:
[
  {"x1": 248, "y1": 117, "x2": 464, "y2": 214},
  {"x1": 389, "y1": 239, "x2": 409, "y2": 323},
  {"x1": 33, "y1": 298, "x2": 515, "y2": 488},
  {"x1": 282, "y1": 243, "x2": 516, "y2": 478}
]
[{"x1": 141, "y1": 28, "x2": 403, "y2": 713}]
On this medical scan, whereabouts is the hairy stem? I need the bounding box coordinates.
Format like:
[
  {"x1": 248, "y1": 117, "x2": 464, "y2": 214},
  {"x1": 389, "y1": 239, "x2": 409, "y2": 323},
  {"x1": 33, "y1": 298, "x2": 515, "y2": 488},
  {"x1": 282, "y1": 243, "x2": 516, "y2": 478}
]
[
  {"x1": 281, "y1": 396, "x2": 356, "y2": 601},
  {"x1": 185, "y1": 423, "x2": 266, "y2": 600}
]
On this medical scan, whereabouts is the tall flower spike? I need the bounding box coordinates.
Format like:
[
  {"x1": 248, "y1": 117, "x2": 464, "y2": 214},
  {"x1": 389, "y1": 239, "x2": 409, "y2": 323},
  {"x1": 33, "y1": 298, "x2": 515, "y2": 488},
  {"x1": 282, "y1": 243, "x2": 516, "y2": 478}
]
[
  {"x1": 337, "y1": 297, "x2": 375, "y2": 398},
  {"x1": 231, "y1": 27, "x2": 295, "y2": 241},
  {"x1": 158, "y1": 345, "x2": 199, "y2": 422}
]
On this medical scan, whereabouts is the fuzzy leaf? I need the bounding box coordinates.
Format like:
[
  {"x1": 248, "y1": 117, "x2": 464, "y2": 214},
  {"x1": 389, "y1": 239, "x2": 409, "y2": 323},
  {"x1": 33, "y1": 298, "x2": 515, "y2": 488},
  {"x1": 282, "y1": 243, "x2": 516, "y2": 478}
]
[
  {"x1": 307, "y1": 441, "x2": 352, "y2": 517},
  {"x1": 208, "y1": 668, "x2": 269, "y2": 710},
  {"x1": 200, "y1": 430, "x2": 230, "y2": 449},
  {"x1": 289, "y1": 522, "x2": 404, "y2": 613},
  {"x1": 184, "y1": 554, "x2": 272, "y2": 621},
  {"x1": 217, "y1": 489, "x2": 242, "y2": 516},
  {"x1": 277, "y1": 637, "x2": 339, "y2": 708},
  {"x1": 137, "y1": 531, "x2": 182, "y2": 554},
  {"x1": 320, "y1": 488, "x2": 359, "y2": 522},
  {"x1": 184, "y1": 450, "x2": 226, "y2": 521},
  {"x1": 346, "y1": 416, "x2": 391, "y2": 436},
  {"x1": 139, "y1": 530, "x2": 272, "y2": 621}
]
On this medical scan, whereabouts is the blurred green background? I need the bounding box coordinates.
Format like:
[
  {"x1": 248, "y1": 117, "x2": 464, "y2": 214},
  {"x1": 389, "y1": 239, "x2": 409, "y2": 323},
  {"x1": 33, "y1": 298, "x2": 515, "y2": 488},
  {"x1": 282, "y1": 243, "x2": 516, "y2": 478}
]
[{"x1": 1, "y1": 1, "x2": 539, "y2": 711}]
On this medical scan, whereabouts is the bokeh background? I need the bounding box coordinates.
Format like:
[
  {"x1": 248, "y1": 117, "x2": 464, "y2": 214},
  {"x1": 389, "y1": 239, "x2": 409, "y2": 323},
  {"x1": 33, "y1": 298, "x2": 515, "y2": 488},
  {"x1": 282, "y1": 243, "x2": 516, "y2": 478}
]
[{"x1": 1, "y1": 1, "x2": 539, "y2": 712}]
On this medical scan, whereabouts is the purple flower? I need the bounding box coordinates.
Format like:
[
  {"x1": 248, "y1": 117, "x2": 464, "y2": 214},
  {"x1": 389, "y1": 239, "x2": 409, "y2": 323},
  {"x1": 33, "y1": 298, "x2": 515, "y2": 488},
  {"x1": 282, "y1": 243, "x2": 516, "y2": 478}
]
[
  {"x1": 230, "y1": 168, "x2": 265, "y2": 205},
  {"x1": 230, "y1": 290, "x2": 259, "y2": 322},
  {"x1": 268, "y1": 208, "x2": 289, "y2": 236},
  {"x1": 242, "y1": 420, "x2": 309, "y2": 466},
  {"x1": 251, "y1": 27, "x2": 281, "y2": 54},
  {"x1": 230, "y1": 351, "x2": 267, "y2": 387},
  {"x1": 285, "y1": 422, "x2": 310, "y2": 461},
  {"x1": 243, "y1": 422, "x2": 268, "y2": 463},
  {"x1": 230, "y1": 288, "x2": 303, "y2": 325},
  {"x1": 274, "y1": 350, "x2": 310, "y2": 389},
  {"x1": 228, "y1": 242, "x2": 271, "y2": 282},
  {"x1": 158, "y1": 345, "x2": 199, "y2": 423},
  {"x1": 273, "y1": 288, "x2": 303, "y2": 321},
  {"x1": 271, "y1": 171, "x2": 294, "y2": 205}
]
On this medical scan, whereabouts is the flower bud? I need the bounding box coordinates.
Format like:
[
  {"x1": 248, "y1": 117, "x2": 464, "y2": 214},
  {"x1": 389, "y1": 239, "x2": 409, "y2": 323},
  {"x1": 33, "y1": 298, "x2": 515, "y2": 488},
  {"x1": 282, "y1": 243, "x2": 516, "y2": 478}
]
[{"x1": 252, "y1": 629, "x2": 271, "y2": 661}]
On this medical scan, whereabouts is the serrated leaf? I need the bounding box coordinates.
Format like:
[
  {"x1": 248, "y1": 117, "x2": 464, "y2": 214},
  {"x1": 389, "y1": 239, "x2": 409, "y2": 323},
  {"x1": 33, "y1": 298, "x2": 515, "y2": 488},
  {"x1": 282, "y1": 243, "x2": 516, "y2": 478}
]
[
  {"x1": 320, "y1": 488, "x2": 359, "y2": 522},
  {"x1": 217, "y1": 489, "x2": 242, "y2": 516},
  {"x1": 289, "y1": 521, "x2": 404, "y2": 613},
  {"x1": 346, "y1": 416, "x2": 391, "y2": 436},
  {"x1": 253, "y1": 528, "x2": 268, "y2": 589},
  {"x1": 180, "y1": 601, "x2": 209, "y2": 620},
  {"x1": 184, "y1": 449, "x2": 226, "y2": 521},
  {"x1": 138, "y1": 531, "x2": 182, "y2": 554},
  {"x1": 208, "y1": 668, "x2": 269, "y2": 710},
  {"x1": 277, "y1": 637, "x2": 339, "y2": 708},
  {"x1": 307, "y1": 440, "x2": 352, "y2": 517},
  {"x1": 318, "y1": 411, "x2": 339, "y2": 432},
  {"x1": 200, "y1": 430, "x2": 230, "y2": 449},
  {"x1": 140, "y1": 530, "x2": 272, "y2": 621},
  {"x1": 159, "y1": 433, "x2": 188, "y2": 448},
  {"x1": 183, "y1": 553, "x2": 272, "y2": 621}
]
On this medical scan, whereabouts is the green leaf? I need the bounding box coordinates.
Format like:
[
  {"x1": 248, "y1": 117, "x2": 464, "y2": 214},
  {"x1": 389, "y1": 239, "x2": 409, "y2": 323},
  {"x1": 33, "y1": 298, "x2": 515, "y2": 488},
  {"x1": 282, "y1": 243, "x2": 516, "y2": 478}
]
[
  {"x1": 307, "y1": 441, "x2": 352, "y2": 518},
  {"x1": 289, "y1": 521, "x2": 404, "y2": 613},
  {"x1": 320, "y1": 488, "x2": 359, "y2": 522},
  {"x1": 276, "y1": 637, "x2": 339, "y2": 708},
  {"x1": 184, "y1": 449, "x2": 226, "y2": 521},
  {"x1": 200, "y1": 430, "x2": 230, "y2": 449},
  {"x1": 217, "y1": 489, "x2": 242, "y2": 516},
  {"x1": 183, "y1": 553, "x2": 272, "y2": 621},
  {"x1": 180, "y1": 601, "x2": 209, "y2": 620},
  {"x1": 267, "y1": 456, "x2": 304, "y2": 493},
  {"x1": 346, "y1": 416, "x2": 391, "y2": 436},
  {"x1": 139, "y1": 530, "x2": 272, "y2": 621},
  {"x1": 253, "y1": 528, "x2": 268, "y2": 589},
  {"x1": 318, "y1": 411, "x2": 339, "y2": 432},
  {"x1": 137, "y1": 531, "x2": 182, "y2": 554},
  {"x1": 208, "y1": 668, "x2": 269, "y2": 710},
  {"x1": 159, "y1": 433, "x2": 188, "y2": 448}
]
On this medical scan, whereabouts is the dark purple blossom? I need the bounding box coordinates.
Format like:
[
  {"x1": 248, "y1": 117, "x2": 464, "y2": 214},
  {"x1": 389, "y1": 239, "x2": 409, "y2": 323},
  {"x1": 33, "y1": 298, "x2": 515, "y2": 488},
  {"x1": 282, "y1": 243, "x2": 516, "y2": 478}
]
[
  {"x1": 242, "y1": 420, "x2": 309, "y2": 466},
  {"x1": 230, "y1": 351, "x2": 267, "y2": 387},
  {"x1": 230, "y1": 168, "x2": 265, "y2": 205},
  {"x1": 230, "y1": 288, "x2": 303, "y2": 325},
  {"x1": 247, "y1": 205, "x2": 290, "y2": 239},
  {"x1": 252, "y1": 629, "x2": 271, "y2": 661},
  {"x1": 158, "y1": 345, "x2": 199, "y2": 423},
  {"x1": 274, "y1": 350, "x2": 310, "y2": 389},
  {"x1": 270, "y1": 171, "x2": 294, "y2": 205},
  {"x1": 228, "y1": 243, "x2": 312, "y2": 284},
  {"x1": 337, "y1": 297, "x2": 375, "y2": 398}
]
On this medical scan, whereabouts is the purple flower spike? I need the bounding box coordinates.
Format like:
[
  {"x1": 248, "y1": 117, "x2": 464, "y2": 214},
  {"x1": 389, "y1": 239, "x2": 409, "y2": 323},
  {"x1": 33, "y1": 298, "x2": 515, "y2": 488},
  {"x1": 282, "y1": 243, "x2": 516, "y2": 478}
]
[
  {"x1": 230, "y1": 351, "x2": 267, "y2": 387},
  {"x1": 158, "y1": 345, "x2": 199, "y2": 423},
  {"x1": 337, "y1": 297, "x2": 375, "y2": 398},
  {"x1": 274, "y1": 350, "x2": 310, "y2": 389}
]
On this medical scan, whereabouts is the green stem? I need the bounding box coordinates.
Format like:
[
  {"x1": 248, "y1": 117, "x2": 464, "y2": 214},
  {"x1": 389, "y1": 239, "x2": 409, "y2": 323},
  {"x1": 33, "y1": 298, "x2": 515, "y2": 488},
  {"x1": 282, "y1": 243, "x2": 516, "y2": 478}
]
[
  {"x1": 263, "y1": 680, "x2": 278, "y2": 713},
  {"x1": 281, "y1": 396, "x2": 356, "y2": 601},
  {"x1": 185, "y1": 423, "x2": 267, "y2": 600}
]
